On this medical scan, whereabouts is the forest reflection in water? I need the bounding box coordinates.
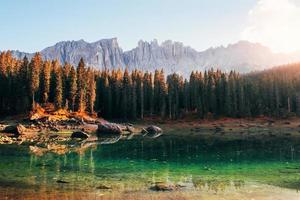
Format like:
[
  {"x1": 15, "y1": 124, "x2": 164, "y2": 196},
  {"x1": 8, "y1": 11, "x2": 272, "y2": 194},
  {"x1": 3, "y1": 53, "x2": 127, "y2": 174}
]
[{"x1": 1, "y1": 133, "x2": 300, "y2": 199}]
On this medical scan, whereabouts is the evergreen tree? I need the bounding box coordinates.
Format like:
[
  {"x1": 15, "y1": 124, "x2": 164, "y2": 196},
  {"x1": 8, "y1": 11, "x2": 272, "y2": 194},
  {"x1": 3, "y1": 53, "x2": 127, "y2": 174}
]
[
  {"x1": 143, "y1": 72, "x2": 153, "y2": 116},
  {"x1": 69, "y1": 66, "x2": 77, "y2": 111},
  {"x1": 131, "y1": 75, "x2": 137, "y2": 119},
  {"x1": 18, "y1": 56, "x2": 30, "y2": 111},
  {"x1": 63, "y1": 63, "x2": 72, "y2": 107},
  {"x1": 121, "y1": 68, "x2": 131, "y2": 119},
  {"x1": 40, "y1": 60, "x2": 51, "y2": 103},
  {"x1": 29, "y1": 53, "x2": 42, "y2": 107},
  {"x1": 54, "y1": 65, "x2": 63, "y2": 109},
  {"x1": 103, "y1": 75, "x2": 112, "y2": 118},
  {"x1": 159, "y1": 69, "x2": 167, "y2": 118},
  {"x1": 86, "y1": 68, "x2": 96, "y2": 113},
  {"x1": 76, "y1": 58, "x2": 86, "y2": 112}
]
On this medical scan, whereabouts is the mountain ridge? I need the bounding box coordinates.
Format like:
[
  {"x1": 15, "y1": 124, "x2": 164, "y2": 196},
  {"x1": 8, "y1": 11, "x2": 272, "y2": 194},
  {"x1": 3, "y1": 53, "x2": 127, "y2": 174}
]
[{"x1": 4, "y1": 38, "x2": 300, "y2": 76}]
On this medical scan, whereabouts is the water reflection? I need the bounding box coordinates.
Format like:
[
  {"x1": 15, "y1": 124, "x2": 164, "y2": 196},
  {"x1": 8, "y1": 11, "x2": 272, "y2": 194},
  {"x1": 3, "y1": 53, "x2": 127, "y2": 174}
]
[{"x1": 0, "y1": 134, "x2": 300, "y2": 195}]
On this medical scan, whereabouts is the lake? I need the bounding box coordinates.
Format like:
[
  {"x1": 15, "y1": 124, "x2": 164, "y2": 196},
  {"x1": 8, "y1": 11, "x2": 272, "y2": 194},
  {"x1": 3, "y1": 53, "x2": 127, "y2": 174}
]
[{"x1": 0, "y1": 133, "x2": 300, "y2": 199}]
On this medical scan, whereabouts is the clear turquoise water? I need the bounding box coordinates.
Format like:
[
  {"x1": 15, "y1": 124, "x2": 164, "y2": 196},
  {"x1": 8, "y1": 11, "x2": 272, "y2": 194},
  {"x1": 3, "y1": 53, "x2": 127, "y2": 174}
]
[{"x1": 1, "y1": 134, "x2": 300, "y2": 197}]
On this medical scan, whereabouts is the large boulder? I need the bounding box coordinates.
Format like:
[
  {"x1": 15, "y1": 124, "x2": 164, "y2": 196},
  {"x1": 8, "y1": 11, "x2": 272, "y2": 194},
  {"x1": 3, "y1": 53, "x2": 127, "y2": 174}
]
[
  {"x1": 97, "y1": 123, "x2": 122, "y2": 136},
  {"x1": 71, "y1": 131, "x2": 89, "y2": 139},
  {"x1": 2, "y1": 124, "x2": 27, "y2": 135}
]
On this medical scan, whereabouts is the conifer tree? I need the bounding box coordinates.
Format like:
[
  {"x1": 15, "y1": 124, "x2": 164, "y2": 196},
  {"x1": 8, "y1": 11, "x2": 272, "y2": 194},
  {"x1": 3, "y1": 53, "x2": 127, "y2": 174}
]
[
  {"x1": 103, "y1": 75, "x2": 112, "y2": 118},
  {"x1": 86, "y1": 68, "x2": 96, "y2": 113},
  {"x1": 153, "y1": 70, "x2": 160, "y2": 115},
  {"x1": 76, "y1": 58, "x2": 86, "y2": 112},
  {"x1": 183, "y1": 79, "x2": 190, "y2": 112},
  {"x1": 135, "y1": 71, "x2": 144, "y2": 119},
  {"x1": 63, "y1": 63, "x2": 72, "y2": 107},
  {"x1": 40, "y1": 60, "x2": 51, "y2": 103},
  {"x1": 143, "y1": 72, "x2": 153, "y2": 116},
  {"x1": 196, "y1": 72, "x2": 204, "y2": 117},
  {"x1": 69, "y1": 66, "x2": 77, "y2": 111},
  {"x1": 54, "y1": 65, "x2": 63, "y2": 109},
  {"x1": 131, "y1": 76, "x2": 137, "y2": 119},
  {"x1": 159, "y1": 69, "x2": 167, "y2": 118},
  {"x1": 29, "y1": 53, "x2": 42, "y2": 107},
  {"x1": 121, "y1": 68, "x2": 131, "y2": 119}
]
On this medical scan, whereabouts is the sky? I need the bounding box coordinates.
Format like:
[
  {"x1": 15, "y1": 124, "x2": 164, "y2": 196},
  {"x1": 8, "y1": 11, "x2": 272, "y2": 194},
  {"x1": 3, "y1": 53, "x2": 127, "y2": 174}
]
[{"x1": 0, "y1": 0, "x2": 299, "y2": 53}]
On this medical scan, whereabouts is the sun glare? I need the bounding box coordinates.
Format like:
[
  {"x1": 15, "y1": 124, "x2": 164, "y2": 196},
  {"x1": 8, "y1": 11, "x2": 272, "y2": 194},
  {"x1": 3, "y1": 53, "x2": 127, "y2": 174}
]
[{"x1": 242, "y1": 0, "x2": 300, "y2": 53}]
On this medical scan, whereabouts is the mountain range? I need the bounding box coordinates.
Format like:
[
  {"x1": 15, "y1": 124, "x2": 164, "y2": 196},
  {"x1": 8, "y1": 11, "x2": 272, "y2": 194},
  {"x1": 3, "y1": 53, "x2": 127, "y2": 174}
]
[{"x1": 5, "y1": 38, "x2": 300, "y2": 77}]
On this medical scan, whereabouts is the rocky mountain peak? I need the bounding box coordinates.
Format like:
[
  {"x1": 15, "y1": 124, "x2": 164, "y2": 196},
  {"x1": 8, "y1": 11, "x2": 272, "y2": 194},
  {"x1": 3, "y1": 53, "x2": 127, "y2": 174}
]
[{"x1": 5, "y1": 38, "x2": 300, "y2": 77}]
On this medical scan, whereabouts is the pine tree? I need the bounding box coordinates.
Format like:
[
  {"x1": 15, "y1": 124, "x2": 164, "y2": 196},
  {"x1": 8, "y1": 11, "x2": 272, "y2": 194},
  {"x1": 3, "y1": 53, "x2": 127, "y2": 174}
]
[
  {"x1": 196, "y1": 72, "x2": 204, "y2": 117},
  {"x1": 76, "y1": 58, "x2": 86, "y2": 112},
  {"x1": 103, "y1": 75, "x2": 112, "y2": 118},
  {"x1": 143, "y1": 72, "x2": 153, "y2": 116},
  {"x1": 109, "y1": 69, "x2": 123, "y2": 118},
  {"x1": 29, "y1": 53, "x2": 42, "y2": 108},
  {"x1": 40, "y1": 60, "x2": 51, "y2": 103},
  {"x1": 189, "y1": 71, "x2": 198, "y2": 111},
  {"x1": 121, "y1": 68, "x2": 131, "y2": 119},
  {"x1": 63, "y1": 63, "x2": 72, "y2": 107},
  {"x1": 167, "y1": 73, "x2": 183, "y2": 119},
  {"x1": 54, "y1": 63, "x2": 63, "y2": 109},
  {"x1": 153, "y1": 70, "x2": 160, "y2": 115},
  {"x1": 159, "y1": 69, "x2": 167, "y2": 118},
  {"x1": 183, "y1": 79, "x2": 190, "y2": 112},
  {"x1": 18, "y1": 56, "x2": 30, "y2": 111},
  {"x1": 69, "y1": 66, "x2": 77, "y2": 111},
  {"x1": 207, "y1": 69, "x2": 216, "y2": 115},
  {"x1": 220, "y1": 73, "x2": 229, "y2": 116},
  {"x1": 86, "y1": 68, "x2": 96, "y2": 113},
  {"x1": 135, "y1": 71, "x2": 144, "y2": 119},
  {"x1": 131, "y1": 76, "x2": 137, "y2": 119},
  {"x1": 228, "y1": 71, "x2": 237, "y2": 117}
]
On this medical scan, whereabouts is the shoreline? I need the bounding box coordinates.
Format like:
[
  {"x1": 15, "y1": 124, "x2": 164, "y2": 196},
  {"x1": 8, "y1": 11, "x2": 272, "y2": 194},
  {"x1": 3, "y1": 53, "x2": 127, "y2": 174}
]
[
  {"x1": 0, "y1": 116, "x2": 300, "y2": 153},
  {"x1": 1, "y1": 116, "x2": 300, "y2": 141}
]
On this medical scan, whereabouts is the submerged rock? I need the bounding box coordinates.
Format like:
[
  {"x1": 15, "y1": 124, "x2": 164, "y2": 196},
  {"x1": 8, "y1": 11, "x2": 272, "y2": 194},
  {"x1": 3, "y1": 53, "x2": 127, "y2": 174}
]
[{"x1": 71, "y1": 131, "x2": 89, "y2": 139}]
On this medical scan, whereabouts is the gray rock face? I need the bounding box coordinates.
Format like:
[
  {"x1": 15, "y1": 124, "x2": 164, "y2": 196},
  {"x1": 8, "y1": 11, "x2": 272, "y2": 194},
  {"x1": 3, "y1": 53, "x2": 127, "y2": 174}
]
[
  {"x1": 11, "y1": 38, "x2": 126, "y2": 70},
  {"x1": 124, "y1": 39, "x2": 200, "y2": 75},
  {"x1": 6, "y1": 38, "x2": 300, "y2": 77}
]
